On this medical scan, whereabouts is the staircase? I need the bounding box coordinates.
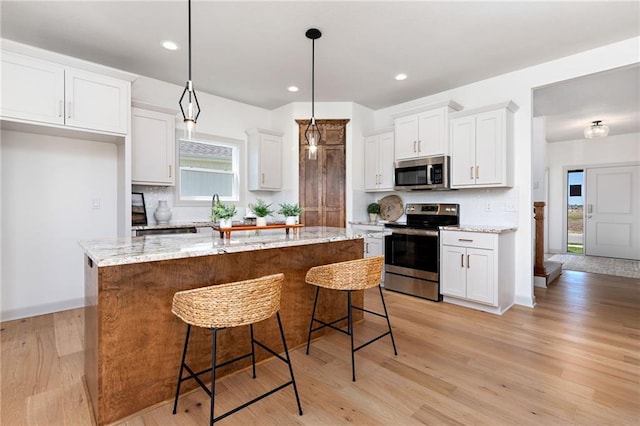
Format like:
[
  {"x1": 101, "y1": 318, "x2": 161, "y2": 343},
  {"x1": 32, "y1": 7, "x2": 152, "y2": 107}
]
[{"x1": 534, "y1": 202, "x2": 562, "y2": 287}]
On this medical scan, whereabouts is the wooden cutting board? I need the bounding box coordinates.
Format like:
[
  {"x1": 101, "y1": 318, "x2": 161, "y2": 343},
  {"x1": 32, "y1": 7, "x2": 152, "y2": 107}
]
[{"x1": 378, "y1": 195, "x2": 403, "y2": 222}]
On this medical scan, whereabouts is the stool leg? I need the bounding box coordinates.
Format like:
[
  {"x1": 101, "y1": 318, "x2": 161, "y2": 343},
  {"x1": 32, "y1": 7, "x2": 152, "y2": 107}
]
[
  {"x1": 173, "y1": 323, "x2": 191, "y2": 415},
  {"x1": 348, "y1": 290, "x2": 356, "y2": 382},
  {"x1": 276, "y1": 312, "x2": 303, "y2": 416},
  {"x1": 250, "y1": 324, "x2": 257, "y2": 379},
  {"x1": 305, "y1": 286, "x2": 320, "y2": 355},
  {"x1": 378, "y1": 285, "x2": 398, "y2": 356},
  {"x1": 210, "y1": 328, "x2": 218, "y2": 426}
]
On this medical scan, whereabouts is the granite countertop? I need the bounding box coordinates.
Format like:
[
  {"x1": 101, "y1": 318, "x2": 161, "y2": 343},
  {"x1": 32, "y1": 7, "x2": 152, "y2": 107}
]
[
  {"x1": 132, "y1": 221, "x2": 215, "y2": 231},
  {"x1": 80, "y1": 226, "x2": 366, "y2": 267},
  {"x1": 440, "y1": 225, "x2": 518, "y2": 234}
]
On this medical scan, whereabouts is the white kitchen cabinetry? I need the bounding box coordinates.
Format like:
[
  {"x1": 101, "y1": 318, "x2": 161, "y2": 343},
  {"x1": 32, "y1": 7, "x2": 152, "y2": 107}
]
[
  {"x1": 132, "y1": 104, "x2": 177, "y2": 186},
  {"x1": 393, "y1": 101, "x2": 462, "y2": 161},
  {"x1": 364, "y1": 129, "x2": 394, "y2": 191},
  {"x1": 351, "y1": 223, "x2": 386, "y2": 285},
  {"x1": 246, "y1": 128, "x2": 282, "y2": 191},
  {"x1": 440, "y1": 229, "x2": 515, "y2": 315},
  {"x1": 449, "y1": 101, "x2": 518, "y2": 189},
  {"x1": 1, "y1": 51, "x2": 129, "y2": 134}
]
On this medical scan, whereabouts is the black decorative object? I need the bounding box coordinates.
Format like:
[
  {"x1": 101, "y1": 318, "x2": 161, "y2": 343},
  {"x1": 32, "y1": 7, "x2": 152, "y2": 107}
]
[
  {"x1": 178, "y1": 0, "x2": 201, "y2": 139},
  {"x1": 305, "y1": 28, "x2": 322, "y2": 160}
]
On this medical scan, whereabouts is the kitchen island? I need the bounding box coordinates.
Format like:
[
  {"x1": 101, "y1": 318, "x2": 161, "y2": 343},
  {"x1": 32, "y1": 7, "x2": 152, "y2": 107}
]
[{"x1": 80, "y1": 227, "x2": 367, "y2": 425}]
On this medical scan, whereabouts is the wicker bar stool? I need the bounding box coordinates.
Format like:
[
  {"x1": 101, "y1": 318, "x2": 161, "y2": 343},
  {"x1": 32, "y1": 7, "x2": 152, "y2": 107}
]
[
  {"x1": 305, "y1": 255, "x2": 397, "y2": 381},
  {"x1": 171, "y1": 273, "x2": 303, "y2": 425}
]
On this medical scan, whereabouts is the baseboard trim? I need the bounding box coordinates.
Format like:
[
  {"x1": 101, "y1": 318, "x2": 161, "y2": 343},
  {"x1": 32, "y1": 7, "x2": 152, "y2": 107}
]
[{"x1": 0, "y1": 298, "x2": 85, "y2": 322}]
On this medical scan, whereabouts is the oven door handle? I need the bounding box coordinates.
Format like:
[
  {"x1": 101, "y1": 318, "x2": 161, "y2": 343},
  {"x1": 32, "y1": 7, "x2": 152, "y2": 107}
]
[{"x1": 390, "y1": 228, "x2": 439, "y2": 237}]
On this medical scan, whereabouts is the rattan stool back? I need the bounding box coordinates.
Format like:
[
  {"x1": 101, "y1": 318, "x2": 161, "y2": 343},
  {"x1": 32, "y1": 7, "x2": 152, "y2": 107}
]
[
  {"x1": 305, "y1": 255, "x2": 384, "y2": 291},
  {"x1": 172, "y1": 273, "x2": 283, "y2": 329}
]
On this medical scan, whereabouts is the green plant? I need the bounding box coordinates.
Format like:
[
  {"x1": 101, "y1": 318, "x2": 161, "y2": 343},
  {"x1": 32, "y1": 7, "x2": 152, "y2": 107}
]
[
  {"x1": 367, "y1": 202, "x2": 381, "y2": 214},
  {"x1": 249, "y1": 199, "x2": 274, "y2": 217},
  {"x1": 211, "y1": 202, "x2": 237, "y2": 220},
  {"x1": 278, "y1": 202, "x2": 302, "y2": 217}
]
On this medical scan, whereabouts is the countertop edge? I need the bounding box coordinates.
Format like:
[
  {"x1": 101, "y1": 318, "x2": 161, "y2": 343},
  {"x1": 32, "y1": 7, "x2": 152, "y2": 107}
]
[{"x1": 440, "y1": 225, "x2": 518, "y2": 234}]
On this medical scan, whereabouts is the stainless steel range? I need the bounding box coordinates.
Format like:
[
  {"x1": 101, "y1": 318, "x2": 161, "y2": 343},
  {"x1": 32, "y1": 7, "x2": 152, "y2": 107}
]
[{"x1": 384, "y1": 203, "x2": 459, "y2": 301}]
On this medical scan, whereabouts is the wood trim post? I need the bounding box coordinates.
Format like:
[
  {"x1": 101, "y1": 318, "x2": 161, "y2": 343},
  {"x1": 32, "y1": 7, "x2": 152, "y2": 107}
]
[{"x1": 534, "y1": 201, "x2": 547, "y2": 277}]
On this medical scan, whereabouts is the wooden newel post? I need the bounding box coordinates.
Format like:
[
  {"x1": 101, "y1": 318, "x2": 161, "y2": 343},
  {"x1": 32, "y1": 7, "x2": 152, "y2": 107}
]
[{"x1": 534, "y1": 201, "x2": 547, "y2": 276}]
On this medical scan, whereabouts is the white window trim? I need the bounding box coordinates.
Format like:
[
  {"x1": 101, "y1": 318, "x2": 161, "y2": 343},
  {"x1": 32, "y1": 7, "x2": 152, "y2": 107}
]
[{"x1": 173, "y1": 131, "x2": 245, "y2": 207}]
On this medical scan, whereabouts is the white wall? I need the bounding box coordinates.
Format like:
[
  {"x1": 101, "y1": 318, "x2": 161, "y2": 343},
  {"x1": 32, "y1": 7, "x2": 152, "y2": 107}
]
[
  {"x1": 1, "y1": 130, "x2": 118, "y2": 320},
  {"x1": 546, "y1": 132, "x2": 640, "y2": 253},
  {"x1": 372, "y1": 36, "x2": 640, "y2": 308},
  {"x1": 131, "y1": 75, "x2": 274, "y2": 222}
]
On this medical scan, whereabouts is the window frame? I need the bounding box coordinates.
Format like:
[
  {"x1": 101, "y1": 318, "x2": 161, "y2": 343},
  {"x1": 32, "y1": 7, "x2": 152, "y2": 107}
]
[{"x1": 173, "y1": 132, "x2": 245, "y2": 207}]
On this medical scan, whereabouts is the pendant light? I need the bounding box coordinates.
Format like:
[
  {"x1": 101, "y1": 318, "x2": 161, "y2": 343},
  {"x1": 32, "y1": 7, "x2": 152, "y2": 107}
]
[
  {"x1": 178, "y1": 0, "x2": 201, "y2": 139},
  {"x1": 584, "y1": 120, "x2": 609, "y2": 139},
  {"x1": 305, "y1": 28, "x2": 322, "y2": 160}
]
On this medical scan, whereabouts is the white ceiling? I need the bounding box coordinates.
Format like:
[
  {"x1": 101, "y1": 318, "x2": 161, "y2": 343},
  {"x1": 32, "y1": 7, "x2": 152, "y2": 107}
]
[{"x1": 1, "y1": 1, "x2": 639, "y2": 142}]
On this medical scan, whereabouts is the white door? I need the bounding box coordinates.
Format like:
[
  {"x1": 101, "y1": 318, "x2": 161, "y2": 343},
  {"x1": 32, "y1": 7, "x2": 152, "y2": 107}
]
[
  {"x1": 585, "y1": 165, "x2": 640, "y2": 260},
  {"x1": 364, "y1": 136, "x2": 380, "y2": 190},
  {"x1": 259, "y1": 134, "x2": 282, "y2": 189},
  {"x1": 440, "y1": 245, "x2": 467, "y2": 298},
  {"x1": 378, "y1": 132, "x2": 395, "y2": 190},
  {"x1": 394, "y1": 115, "x2": 418, "y2": 160},
  {"x1": 465, "y1": 248, "x2": 494, "y2": 305},
  {"x1": 450, "y1": 115, "x2": 476, "y2": 187},
  {"x1": 474, "y1": 109, "x2": 504, "y2": 186}
]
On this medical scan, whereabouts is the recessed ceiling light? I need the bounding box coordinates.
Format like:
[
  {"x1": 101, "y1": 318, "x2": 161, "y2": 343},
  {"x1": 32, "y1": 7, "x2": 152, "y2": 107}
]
[
  {"x1": 161, "y1": 40, "x2": 180, "y2": 51},
  {"x1": 395, "y1": 73, "x2": 408, "y2": 81},
  {"x1": 288, "y1": 86, "x2": 299, "y2": 92}
]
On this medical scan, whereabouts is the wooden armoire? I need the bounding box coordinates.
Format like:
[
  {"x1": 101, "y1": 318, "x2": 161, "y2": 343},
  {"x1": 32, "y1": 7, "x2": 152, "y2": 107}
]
[{"x1": 296, "y1": 119, "x2": 349, "y2": 227}]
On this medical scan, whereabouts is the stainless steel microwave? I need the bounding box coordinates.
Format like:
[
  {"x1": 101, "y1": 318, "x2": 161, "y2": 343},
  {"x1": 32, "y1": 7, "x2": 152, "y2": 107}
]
[{"x1": 394, "y1": 156, "x2": 451, "y2": 190}]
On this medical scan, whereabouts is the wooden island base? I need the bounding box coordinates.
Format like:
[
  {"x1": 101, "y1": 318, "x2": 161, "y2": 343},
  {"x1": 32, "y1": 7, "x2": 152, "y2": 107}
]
[{"x1": 84, "y1": 239, "x2": 363, "y2": 425}]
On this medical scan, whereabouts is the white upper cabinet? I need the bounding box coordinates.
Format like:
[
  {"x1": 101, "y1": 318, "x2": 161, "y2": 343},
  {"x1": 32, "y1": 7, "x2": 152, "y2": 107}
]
[
  {"x1": 1, "y1": 50, "x2": 129, "y2": 135},
  {"x1": 364, "y1": 130, "x2": 394, "y2": 191},
  {"x1": 65, "y1": 68, "x2": 129, "y2": 134},
  {"x1": 1, "y1": 51, "x2": 65, "y2": 125},
  {"x1": 450, "y1": 101, "x2": 518, "y2": 189},
  {"x1": 246, "y1": 128, "x2": 283, "y2": 191},
  {"x1": 132, "y1": 105, "x2": 177, "y2": 186},
  {"x1": 393, "y1": 101, "x2": 462, "y2": 161}
]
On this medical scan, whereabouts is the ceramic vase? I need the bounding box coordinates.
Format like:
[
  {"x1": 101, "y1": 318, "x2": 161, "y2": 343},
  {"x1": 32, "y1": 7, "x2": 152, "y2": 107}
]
[
  {"x1": 219, "y1": 218, "x2": 232, "y2": 228},
  {"x1": 256, "y1": 217, "x2": 268, "y2": 227},
  {"x1": 285, "y1": 216, "x2": 297, "y2": 225},
  {"x1": 369, "y1": 213, "x2": 378, "y2": 223},
  {"x1": 154, "y1": 200, "x2": 172, "y2": 224}
]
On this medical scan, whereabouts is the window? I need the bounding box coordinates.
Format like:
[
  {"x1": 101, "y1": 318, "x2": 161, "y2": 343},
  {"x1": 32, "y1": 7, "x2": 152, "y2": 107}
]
[{"x1": 175, "y1": 135, "x2": 242, "y2": 204}]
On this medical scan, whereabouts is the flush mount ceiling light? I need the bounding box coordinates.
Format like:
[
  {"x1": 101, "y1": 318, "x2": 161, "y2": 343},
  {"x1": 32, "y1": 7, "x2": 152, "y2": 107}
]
[
  {"x1": 305, "y1": 28, "x2": 322, "y2": 160},
  {"x1": 287, "y1": 86, "x2": 299, "y2": 92},
  {"x1": 584, "y1": 120, "x2": 609, "y2": 139},
  {"x1": 395, "y1": 73, "x2": 407, "y2": 81},
  {"x1": 178, "y1": 0, "x2": 201, "y2": 139}
]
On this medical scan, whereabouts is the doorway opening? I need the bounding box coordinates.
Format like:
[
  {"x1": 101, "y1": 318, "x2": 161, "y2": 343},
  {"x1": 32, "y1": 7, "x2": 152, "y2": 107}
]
[{"x1": 567, "y1": 169, "x2": 584, "y2": 254}]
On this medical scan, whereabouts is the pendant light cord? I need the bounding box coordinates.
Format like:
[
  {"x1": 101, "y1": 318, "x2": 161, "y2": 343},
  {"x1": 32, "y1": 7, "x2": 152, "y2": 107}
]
[
  {"x1": 188, "y1": 0, "x2": 192, "y2": 81},
  {"x1": 311, "y1": 37, "x2": 315, "y2": 119}
]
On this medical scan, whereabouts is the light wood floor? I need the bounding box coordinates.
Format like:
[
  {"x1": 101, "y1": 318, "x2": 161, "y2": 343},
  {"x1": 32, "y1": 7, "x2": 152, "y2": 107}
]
[{"x1": 2, "y1": 270, "x2": 639, "y2": 425}]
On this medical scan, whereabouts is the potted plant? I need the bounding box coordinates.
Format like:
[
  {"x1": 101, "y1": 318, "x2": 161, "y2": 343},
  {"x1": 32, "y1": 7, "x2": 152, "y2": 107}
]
[
  {"x1": 367, "y1": 202, "x2": 381, "y2": 223},
  {"x1": 211, "y1": 202, "x2": 237, "y2": 228},
  {"x1": 279, "y1": 202, "x2": 303, "y2": 225},
  {"x1": 249, "y1": 198, "x2": 274, "y2": 227}
]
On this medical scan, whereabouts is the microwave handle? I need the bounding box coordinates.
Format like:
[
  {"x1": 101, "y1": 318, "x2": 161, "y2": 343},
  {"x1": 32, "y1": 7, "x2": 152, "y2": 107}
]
[{"x1": 426, "y1": 164, "x2": 433, "y2": 185}]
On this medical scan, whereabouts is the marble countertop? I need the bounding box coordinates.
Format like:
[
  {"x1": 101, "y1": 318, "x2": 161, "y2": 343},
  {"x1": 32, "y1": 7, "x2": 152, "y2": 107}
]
[
  {"x1": 441, "y1": 225, "x2": 518, "y2": 234},
  {"x1": 80, "y1": 226, "x2": 366, "y2": 267}
]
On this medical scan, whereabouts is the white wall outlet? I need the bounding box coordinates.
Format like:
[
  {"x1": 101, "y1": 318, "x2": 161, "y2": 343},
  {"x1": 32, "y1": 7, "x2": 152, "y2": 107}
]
[
  {"x1": 505, "y1": 200, "x2": 517, "y2": 212},
  {"x1": 92, "y1": 198, "x2": 101, "y2": 209},
  {"x1": 485, "y1": 201, "x2": 493, "y2": 212}
]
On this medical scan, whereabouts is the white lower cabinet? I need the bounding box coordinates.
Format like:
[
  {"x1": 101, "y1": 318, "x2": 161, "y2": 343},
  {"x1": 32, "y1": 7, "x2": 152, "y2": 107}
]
[
  {"x1": 351, "y1": 223, "x2": 386, "y2": 285},
  {"x1": 440, "y1": 229, "x2": 514, "y2": 314}
]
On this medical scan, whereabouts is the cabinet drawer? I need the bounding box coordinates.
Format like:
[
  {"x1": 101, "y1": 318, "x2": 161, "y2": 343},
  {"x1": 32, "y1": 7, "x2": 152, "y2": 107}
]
[{"x1": 441, "y1": 230, "x2": 495, "y2": 249}]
